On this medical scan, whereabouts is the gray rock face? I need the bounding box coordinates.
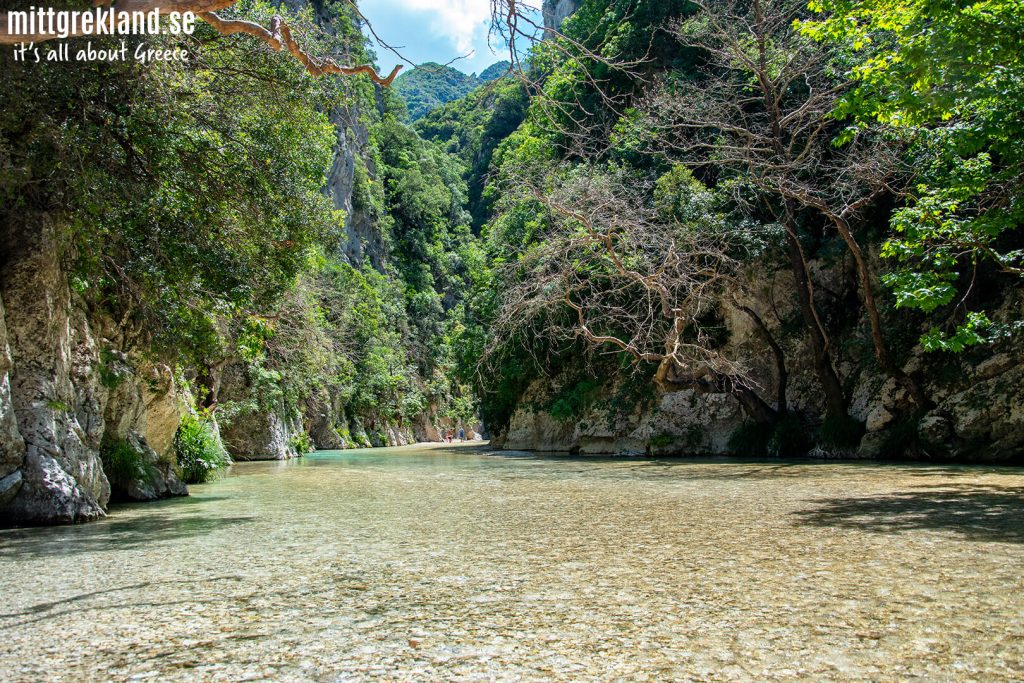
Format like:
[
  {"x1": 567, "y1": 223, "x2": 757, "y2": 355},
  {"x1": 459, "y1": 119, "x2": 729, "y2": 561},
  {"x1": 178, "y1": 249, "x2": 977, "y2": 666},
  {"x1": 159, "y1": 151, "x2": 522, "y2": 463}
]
[
  {"x1": 262, "y1": 3, "x2": 443, "y2": 454},
  {"x1": 0, "y1": 4, "x2": 447, "y2": 525},
  {"x1": 217, "y1": 362, "x2": 300, "y2": 461},
  {"x1": 119, "y1": 431, "x2": 188, "y2": 502},
  {"x1": 499, "y1": 395, "x2": 577, "y2": 452},
  {"x1": 500, "y1": 382, "x2": 744, "y2": 456},
  {"x1": 303, "y1": 386, "x2": 371, "y2": 450},
  {"x1": 0, "y1": 215, "x2": 109, "y2": 524},
  {"x1": 637, "y1": 391, "x2": 744, "y2": 456},
  {"x1": 543, "y1": 0, "x2": 580, "y2": 32},
  {"x1": 101, "y1": 356, "x2": 191, "y2": 502},
  {"x1": 0, "y1": 292, "x2": 26, "y2": 491},
  {"x1": 104, "y1": 356, "x2": 189, "y2": 462},
  {"x1": 327, "y1": 106, "x2": 388, "y2": 270},
  {"x1": 929, "y1": 350, "x2": 1024, "y2": 459},
  {"x1": 0, "y1": 215, "x2": 195, "y2": 524},
  {"x1": 224, "y1": 410, "x2": 299, "y2": 461},
  {"x1": 0, "y1": 470, "x2": 23, "y2": 508},
  {"x1": 305, "y1": 388, "x2": 347, "y2": 450},
  {"x1": 412, "y1": 412, "x2": 442, "y2": 443},
  {"x1": 301, "y1": 383, "x2": 442, "y2": 452},
  {"x1": 498, "y1": 259, "x2": 1024, "y2": 462}
]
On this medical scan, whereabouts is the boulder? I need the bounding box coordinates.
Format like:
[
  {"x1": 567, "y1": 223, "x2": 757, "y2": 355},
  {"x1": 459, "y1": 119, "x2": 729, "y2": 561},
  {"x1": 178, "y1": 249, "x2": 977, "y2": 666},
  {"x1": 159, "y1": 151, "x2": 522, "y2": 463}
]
[
  {"x1": 217, "y1": 362, "x2": 300, "y2": 461},
  {"x1": 121, "y1": 431, "x2": 187, "y2": 501}
]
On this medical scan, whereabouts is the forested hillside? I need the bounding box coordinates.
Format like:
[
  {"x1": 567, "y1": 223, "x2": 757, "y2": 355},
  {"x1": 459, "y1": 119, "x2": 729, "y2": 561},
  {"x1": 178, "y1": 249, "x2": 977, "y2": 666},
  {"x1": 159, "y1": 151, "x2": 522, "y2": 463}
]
[
  {"x1": 395, "y1": 60, "x2": 512, "y2": 120},
  {"x1": 1, "y1": 0, "x2": 1023, "y2": 526},
  {"x1": 438, "y1": 0, "x2": 1024, "y2": 461}
]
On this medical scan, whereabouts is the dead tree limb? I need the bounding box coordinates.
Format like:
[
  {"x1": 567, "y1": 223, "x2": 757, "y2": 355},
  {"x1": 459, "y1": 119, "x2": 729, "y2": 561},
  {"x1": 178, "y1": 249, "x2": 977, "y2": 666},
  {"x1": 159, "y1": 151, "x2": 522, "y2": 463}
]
[{"x1": 0, "y1": 0, "x2": 401, "y2": 85}]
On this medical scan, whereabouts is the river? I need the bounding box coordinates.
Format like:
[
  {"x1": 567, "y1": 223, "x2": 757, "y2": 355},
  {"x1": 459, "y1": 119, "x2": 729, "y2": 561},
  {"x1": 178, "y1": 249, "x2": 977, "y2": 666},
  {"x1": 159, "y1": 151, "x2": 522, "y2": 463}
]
[{"x1": 1, "y1": 443, "x2": 1022, "y2": 681}]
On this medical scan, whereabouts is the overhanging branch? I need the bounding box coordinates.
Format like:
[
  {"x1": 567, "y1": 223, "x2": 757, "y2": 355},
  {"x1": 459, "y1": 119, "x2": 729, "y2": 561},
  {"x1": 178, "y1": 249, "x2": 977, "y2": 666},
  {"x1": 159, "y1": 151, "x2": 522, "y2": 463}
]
[
  {"x1": 0, "y1": 1, "x2": 402, "y2": 85},
  {"x1": 199, "y1": 12, "x2": 401, "y2": 84}
]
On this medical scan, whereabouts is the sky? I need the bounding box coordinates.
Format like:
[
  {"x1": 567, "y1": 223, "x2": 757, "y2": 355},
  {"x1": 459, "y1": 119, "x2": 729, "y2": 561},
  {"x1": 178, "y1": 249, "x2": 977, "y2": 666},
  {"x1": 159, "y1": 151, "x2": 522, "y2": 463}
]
[{"x1": 357, "y1": 0, "x2": 536, "y2": 76}]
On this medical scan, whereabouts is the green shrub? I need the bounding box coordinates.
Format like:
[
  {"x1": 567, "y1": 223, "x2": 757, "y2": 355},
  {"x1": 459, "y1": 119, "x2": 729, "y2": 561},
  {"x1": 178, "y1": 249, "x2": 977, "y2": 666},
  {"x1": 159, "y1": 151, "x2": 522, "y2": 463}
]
[
  {"x1": 98, "y1": 349, "x2": 129, "y2": 389},
  {"x1": 648, "y1": 433, "x2": 675, "y2": 449},
  {"x1": 730, "y1": 415, "x2": 813, "y2": 457},
  {"x1": 100, "y1": 436, "x2": 155, "y2": 487},
  {"x1": 768, "y1": 415, "x2": 813, "y2": 457},
  {"x1": 45, "y1": 399, "x2": 69, "y2": 412},
  {"x1": 289, "y1": 431, "x2": 314, "y2": 454},
  {"x1": 175, "y1": 415, "x2": 230, "y2": 484},
  {"x1": 728, "y1": 421, "x2": 774, "y2": 457},
  {"x1": 547, "y1": 379, "x2": 601, "y2": 422},
  {"x1": 818, "y1": 415, "x2": 866, "y2": 450}
]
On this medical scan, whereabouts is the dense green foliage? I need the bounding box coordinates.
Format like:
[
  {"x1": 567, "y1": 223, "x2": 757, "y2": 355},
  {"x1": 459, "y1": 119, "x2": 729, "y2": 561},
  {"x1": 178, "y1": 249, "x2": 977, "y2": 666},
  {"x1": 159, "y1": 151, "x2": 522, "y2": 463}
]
[
  {"x1": 417, "y1": 78, "x2": 529, "y2": 229},
  {"x1": 100, "y1": 436, "x2": 157, "y2": 490},
  {"x1": 175, "y1": 415, "x2": 231, "y2": 484},
  {"x1": 451, "y1": 0, "x2": 1023, "y2": 452},
  {"x1": 454, "y1": 0, "x2": 703, "y2": 430},
  {"x1": 803, "y1": 0, "x2": 1024, "y2": 350},
  {"x1": 395, "y1": 61, "x2": 512, "y2": 120},
  {"x1": 1, "y1": 0, "x2": 346, "y2": 366}
]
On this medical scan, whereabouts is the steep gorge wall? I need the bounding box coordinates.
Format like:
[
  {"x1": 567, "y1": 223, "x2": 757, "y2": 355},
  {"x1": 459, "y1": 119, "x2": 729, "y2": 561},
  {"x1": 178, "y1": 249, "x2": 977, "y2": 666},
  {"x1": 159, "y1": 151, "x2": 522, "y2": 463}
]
[
  {"x1": 0, "y1": 215, "x2": 110, "y2": 523},
  {"x1": 543, "y1": 0, "x2": 581, "y2": 33},
  {"x1": 496, "y1": 258, "x2": 1024, "y2": 462},
  {"x1": 0, "y1": 289, "x2": 25, "y2": 508},
  {"x1": 213, "y1": 91, "x2": 444, "y2": 459},
  {"x1": 0, "y1": 215, "x2": 189, "y2": 525},
  {"x1": 0, "y1": 2, "x2": 456, "y2": 523}
]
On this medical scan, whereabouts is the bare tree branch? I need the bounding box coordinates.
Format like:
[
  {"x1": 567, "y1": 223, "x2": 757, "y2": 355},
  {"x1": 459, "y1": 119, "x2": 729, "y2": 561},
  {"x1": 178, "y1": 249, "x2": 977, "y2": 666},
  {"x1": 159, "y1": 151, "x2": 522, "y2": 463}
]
[
  {"x1": 0, "y1": 0, "x2": 401, "y2": 85},
  {"x1": 636, "y1": 0, "x2": 929, "y2": 413},
  {"x1": 483, "y1": 162, "x2": 779, "y2": 423},
  {"x1": 199, "y1": 11, "x2": 401, "y2": 83}
]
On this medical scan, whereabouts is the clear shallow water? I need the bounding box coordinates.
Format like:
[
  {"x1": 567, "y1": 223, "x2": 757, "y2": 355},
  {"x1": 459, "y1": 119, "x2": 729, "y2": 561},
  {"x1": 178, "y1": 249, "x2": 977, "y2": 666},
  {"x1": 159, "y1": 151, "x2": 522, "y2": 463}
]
[{"x1": 1, "y1": 444, "x2": 1023, "y2": 682}]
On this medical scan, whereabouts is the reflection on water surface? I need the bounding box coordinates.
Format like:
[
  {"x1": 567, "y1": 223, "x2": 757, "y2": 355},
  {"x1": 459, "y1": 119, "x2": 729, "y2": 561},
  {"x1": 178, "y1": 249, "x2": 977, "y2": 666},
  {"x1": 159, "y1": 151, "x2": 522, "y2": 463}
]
[{"x1": 1, "y1": 443, "x2": 1022, "y2": 681}]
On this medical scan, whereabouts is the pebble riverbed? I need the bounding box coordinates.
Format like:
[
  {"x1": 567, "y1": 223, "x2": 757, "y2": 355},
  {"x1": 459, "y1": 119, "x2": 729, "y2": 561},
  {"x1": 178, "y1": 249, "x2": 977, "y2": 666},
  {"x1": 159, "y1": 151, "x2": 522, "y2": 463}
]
[{"x1": 1, "y1": 443, "x2": 1023, "y2": 681}]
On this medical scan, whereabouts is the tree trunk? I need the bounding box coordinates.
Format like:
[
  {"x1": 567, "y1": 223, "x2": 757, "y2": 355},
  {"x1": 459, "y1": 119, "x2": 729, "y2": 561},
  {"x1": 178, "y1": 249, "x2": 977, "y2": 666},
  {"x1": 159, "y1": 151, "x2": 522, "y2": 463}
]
[
  {"x1": 731, "y1": 382, "x2": 779, "y2": 424},
  {"x1": 735, "y1": 303, "x2": 788, "y2": 413},
  {"x1": 831, "y1": 216, "x2": 931, "y2": 410},
  {"x1": 661, "y1": 365, "x2": 778, "y2": 425},
  {"x1": 782, "y1": 212, "x2": 848, "y2": 419}
]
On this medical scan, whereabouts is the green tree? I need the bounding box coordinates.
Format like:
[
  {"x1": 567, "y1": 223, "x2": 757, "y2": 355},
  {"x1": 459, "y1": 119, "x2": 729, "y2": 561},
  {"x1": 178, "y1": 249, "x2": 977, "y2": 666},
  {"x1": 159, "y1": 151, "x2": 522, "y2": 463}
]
[{"x1": 803, "y1": 0, "x2": 1024, "y2": 350}]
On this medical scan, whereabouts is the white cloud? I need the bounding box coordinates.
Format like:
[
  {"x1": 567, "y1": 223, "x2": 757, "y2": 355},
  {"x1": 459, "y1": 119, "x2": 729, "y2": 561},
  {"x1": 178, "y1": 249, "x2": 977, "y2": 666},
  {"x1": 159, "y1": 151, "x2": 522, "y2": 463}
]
[{"x1": 391, "y1": 0, "x2": 492, "y2": 55}]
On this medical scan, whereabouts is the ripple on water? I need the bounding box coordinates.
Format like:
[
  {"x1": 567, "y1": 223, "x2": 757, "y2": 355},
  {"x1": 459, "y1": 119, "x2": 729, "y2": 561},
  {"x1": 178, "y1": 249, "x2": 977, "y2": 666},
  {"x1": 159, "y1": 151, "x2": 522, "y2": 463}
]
[{"x1": 1, "y1": 444, "x2": 1022, "y2": 681}]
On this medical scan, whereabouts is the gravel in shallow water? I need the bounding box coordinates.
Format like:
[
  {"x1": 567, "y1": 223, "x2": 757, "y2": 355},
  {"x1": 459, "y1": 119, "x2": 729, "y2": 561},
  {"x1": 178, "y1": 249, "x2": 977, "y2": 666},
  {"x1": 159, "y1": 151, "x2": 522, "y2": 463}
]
[{"x1": 1, "y1": 444, "x2": 1023, "y2": 681}]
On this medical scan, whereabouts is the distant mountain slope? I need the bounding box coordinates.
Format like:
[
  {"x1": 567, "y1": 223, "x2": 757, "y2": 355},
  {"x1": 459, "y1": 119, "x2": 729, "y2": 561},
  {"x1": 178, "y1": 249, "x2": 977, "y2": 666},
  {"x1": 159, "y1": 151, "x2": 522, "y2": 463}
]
[
  {"x1": 478, "y1": 61, "x2": 512, "y2": 81},
  {"x1": 395, "y1": 61, "x2": 512, "y2": 120},
  {"x1": 416, "y1": 77, "x2": 528, "y2": 230}
]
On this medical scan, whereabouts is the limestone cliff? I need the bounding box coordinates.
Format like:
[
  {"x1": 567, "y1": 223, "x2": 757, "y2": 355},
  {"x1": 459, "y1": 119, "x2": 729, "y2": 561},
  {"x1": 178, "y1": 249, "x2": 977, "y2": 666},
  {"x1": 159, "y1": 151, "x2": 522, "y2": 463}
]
[
  {"x1": 543, "y1": 0, "x2": 581, "y2": 33},
  {"x1": 216, "y1": 362, "x2": 302, "y2": 461},
  {"x1": 203, "y1": 0, "x2": 446, "y2": 460},
  {"x1": 0, "y1": 1, "x2": 450, "y2": 524},
  {"x1": 0, "y1": 215, "x2": 110, "y2": 523},
  {"x1": 159, "y1": 0, "x2": 446, "y2": 463},
  {"x1": 0, "y1": 285, "x2": 26, "y2": 509},
  {"x1": 496, "y1": 259, "x2": 1024, "y2": 462},
  {"x1": 0, "y1": 216, "x2": 192, "y2": 525}
]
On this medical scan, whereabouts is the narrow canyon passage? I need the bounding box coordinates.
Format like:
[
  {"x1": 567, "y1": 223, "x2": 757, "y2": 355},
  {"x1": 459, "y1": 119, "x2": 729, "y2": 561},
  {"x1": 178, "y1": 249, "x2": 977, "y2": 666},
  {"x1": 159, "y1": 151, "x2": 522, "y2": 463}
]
[{"x1": 1, "y1": 444, "x2": 1022, "y2": 681}]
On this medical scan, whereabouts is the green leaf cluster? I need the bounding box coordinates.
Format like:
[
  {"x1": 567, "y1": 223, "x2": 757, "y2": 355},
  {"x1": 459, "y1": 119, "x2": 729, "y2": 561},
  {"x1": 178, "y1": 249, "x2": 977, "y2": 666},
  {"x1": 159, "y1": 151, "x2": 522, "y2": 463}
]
[{"x1": 804, "y1": 0, "x2": 1024, "y2": 350}]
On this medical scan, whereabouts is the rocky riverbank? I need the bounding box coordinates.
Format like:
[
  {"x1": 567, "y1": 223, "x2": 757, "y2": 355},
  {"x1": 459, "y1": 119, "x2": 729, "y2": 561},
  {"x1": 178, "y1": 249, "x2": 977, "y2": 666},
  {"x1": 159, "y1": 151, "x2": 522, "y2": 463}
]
[{"x1": 495, "y1": 260, "x2": 1024, "y2": 462}]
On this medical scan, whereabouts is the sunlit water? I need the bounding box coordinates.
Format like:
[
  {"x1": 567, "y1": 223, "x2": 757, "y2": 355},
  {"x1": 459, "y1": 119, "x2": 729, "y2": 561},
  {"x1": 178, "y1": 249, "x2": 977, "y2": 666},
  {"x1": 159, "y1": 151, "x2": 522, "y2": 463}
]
[{"x1": 1, "y1": 443, "x2": 1023, "y2": 681}]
